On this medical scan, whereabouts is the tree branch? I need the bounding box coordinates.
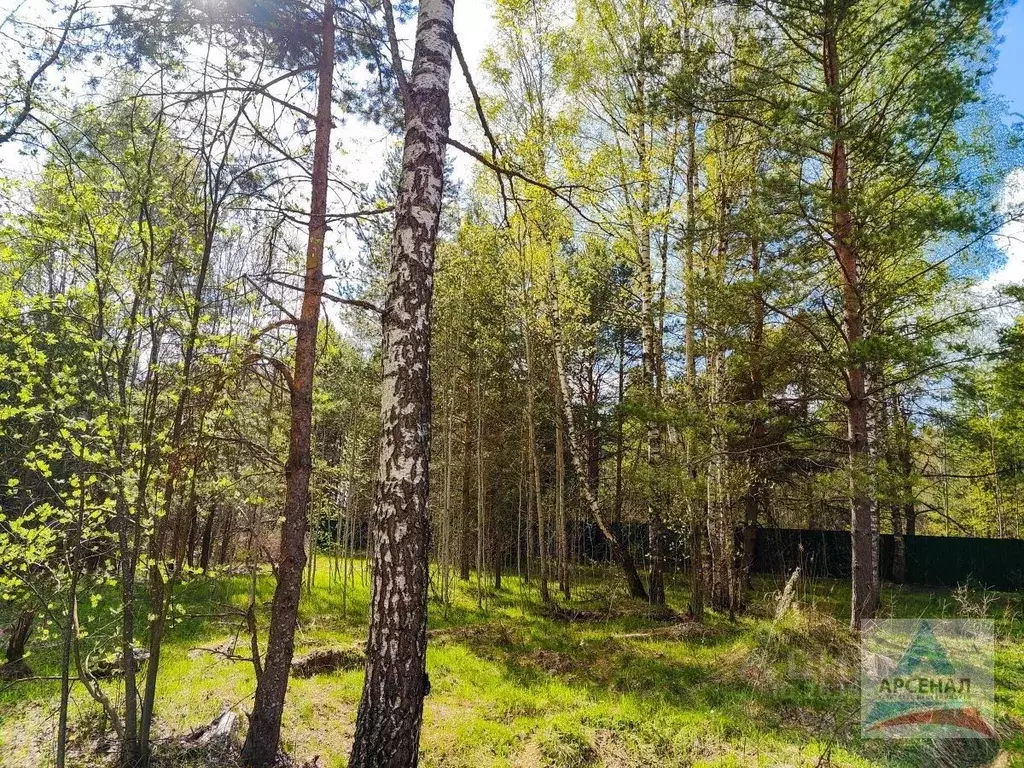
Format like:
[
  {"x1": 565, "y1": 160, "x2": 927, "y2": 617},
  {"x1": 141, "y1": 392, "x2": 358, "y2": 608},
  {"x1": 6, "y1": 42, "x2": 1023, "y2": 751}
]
[
  {"x1": 381, "y1": 0, "x2": 410, "y2": 106},
  {"x1": 0, "y1": 0, "x2": 80, "y2": 144},
  {"x1": 265, "y1": 276, "x2": 385, "y2": 316}
]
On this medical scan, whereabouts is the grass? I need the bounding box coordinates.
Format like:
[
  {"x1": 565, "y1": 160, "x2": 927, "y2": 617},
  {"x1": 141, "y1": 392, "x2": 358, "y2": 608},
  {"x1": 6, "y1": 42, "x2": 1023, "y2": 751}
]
[{"x1": 2, "y1": 558, "x2": 1024, "y2": 767}]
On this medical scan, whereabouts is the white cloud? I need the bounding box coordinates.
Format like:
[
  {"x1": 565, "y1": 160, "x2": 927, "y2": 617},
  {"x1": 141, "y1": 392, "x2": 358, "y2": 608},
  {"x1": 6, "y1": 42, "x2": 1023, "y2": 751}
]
[{"x1": 981, "y1": 167, "x2": 1024, "y2": 291}]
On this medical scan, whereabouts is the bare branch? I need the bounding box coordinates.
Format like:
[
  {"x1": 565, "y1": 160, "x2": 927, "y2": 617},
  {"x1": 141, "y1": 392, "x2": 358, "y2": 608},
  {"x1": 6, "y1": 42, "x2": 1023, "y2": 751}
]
[
  {"x1": 265, "y1": 276, "x2": 385, "y2": 316},
  {"x1": 0, "y1": 0, "x2": 81, "y2": 144}
]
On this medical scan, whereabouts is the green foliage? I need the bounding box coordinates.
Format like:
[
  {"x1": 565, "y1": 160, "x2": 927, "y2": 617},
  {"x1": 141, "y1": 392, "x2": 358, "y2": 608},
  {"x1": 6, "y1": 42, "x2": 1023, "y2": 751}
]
[{"x1": 0, "y1": 276, "x2": 114, "y2": 602}]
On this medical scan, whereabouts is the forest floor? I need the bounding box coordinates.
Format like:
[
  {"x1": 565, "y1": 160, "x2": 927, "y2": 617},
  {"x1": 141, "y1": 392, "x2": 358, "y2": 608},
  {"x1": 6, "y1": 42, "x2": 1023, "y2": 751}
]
[{"x1": 2, "y1": 558, "x2": 1024, "y2": 767}]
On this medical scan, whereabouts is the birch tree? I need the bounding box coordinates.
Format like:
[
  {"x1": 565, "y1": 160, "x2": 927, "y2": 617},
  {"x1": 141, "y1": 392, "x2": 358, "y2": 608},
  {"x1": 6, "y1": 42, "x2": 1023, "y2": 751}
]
[{"x1": 349, "y1": 0, "x2": 456, "y2": 763}]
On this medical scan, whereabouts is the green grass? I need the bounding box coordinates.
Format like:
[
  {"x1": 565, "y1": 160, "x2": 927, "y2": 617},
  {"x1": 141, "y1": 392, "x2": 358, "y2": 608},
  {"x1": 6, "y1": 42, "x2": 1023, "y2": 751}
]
[{"x1": 2, "y1": 559, "x2": 1024, "y2": 767}]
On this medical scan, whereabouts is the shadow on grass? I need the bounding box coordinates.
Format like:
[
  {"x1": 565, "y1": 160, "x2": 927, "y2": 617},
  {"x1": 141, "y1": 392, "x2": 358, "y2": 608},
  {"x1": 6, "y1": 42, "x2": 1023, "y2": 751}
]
[
  {"x1": 438, "y1": 575, "x2": 1006, "y2": 767},
  {"x1": 2, "y1": 558, "x2": 1020, "y2": 767}
]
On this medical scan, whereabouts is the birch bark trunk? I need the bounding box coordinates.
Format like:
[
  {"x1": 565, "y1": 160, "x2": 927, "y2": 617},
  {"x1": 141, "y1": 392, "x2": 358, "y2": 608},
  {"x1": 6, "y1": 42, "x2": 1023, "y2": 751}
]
[
  {"x1": 349, "y1": 0, "x2": 455, "y2": 763},
  {"x1": 545, "y1": 263, "x2": 648, "y2": 601},
  {"x1": 636, "y1": 114, "x2": 667, "y2": 607}
]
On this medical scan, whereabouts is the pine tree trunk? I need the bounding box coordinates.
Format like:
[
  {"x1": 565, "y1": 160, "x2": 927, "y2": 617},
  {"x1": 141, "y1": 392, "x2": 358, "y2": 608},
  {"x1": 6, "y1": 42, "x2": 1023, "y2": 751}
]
[
  {"x1": 240, "y1": 4, "x2": 334, "y2": 765},
  {"x1": 823, "y1": 25, "x2": 877, "y2": 630},
  {"x1": 349, "y1": 1, "x2": 455, "y2": 763},
  {"x1": 742, "y1": 238, "x2": 766, "y2": 595},
  {"x1": 4, "y1": 609, "x2": 33, "y2": 665}
]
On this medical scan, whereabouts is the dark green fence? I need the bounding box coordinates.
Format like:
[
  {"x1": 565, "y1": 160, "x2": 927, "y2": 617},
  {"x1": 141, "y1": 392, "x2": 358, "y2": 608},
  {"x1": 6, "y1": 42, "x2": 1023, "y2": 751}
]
[
  {"x1": 753, "y1": 528, "x2": 1024, "y2": 591},
  {"x1": 316, "y1": 517, "x2": 1024, "y2": 591}
]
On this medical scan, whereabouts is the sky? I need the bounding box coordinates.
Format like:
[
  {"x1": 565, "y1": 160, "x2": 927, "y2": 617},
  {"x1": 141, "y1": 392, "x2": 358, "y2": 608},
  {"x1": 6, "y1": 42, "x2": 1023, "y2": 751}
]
[
  {"x1": 992, "y1": 2, "x2": 1024, "y2": 119},
  {"x1": 341, "y1": 0, "x2": 496, "y2": 187},
  {"x1": 0, "y1": 0, "x2": 1021, "y2": 288},
  {"x1": 984, "y1": 1, "x2": 1024, "y2": 290}
]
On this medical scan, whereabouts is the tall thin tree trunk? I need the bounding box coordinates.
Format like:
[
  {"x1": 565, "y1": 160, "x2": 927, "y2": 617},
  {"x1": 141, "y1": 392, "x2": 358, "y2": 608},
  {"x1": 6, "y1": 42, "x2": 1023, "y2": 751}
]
[
  {"x1": 585, "y1": 356, "x2": 601, "y2": 496},
  {"x1": 116, "y1": 490, "x2": 141, "y2": 767},
  {"x1": 707, "y1": 344, "x2": 731, "y2": 613},
  {"x1": 986, "y1": 399, "x2": 1004, "y2": 537},
  {"x1": 142, "y1": 103, "x2": 228, "y2": 760},
  {"x1": 184, "y1": 487, "x2": 202, "y2": 569},
  {"x1": 684, "y1": 104, "x2": 704, "y2": 621},
  {"x1": 546, "y1": 262, "x2": 648, "y2": 600},
  {"x1": 528, "y1": 386, "x2": 549, "y2": 603},
  {"x1": 556, "y1": 382, "x2": 570, "y2": 600},
  {"x1": 521, "y1": 269, "x2": 549, "y2": 603},
  {"x1": 614, "y1": 329, "x2": 625, "y2": 525},
  {"x1": 57, "y1": 494, "x2": 87, "y2": 768},
  {"x1": 459, "y1": 354, "x2": 475, "y2": 580},
  {"x1": 476, "y1": 372, "x2": 485, "y2": 607},
  {"x1": 241, "y1": 4, "x2": 334, "y2": 764},
  {"x1": 517, "y1": 446, "x2": 525, "y2": 582},
  {"x1": 707, "y1": 144, "x2": 735, "y2": 614},
  {"x1": 634, "y1": 80, "x2": 667, "y2": 607},
  {"x1": 349, "y1": 1, "x2": 455, "y2": 763},
  {"x1": 441, "y1": 388, "x2": 455, "y2": 612},
  {"x1": 340, "y1": 433, "x2": 359, "y2": 614},
  {"x1": 742, "y1": 239, "x2": 766, "y2": 594},
  {"x1": 492, "y1": 469, "x2": 503, "y2": 590},
  {"x1": 525, "y1": 442, "x2": 534, "y2": 585},
  {"x1": 888, "y1": 392, "x2": 911, "y2": 583},
  {"x1": 823, "y1": 22, "x2": 877, "y2": 629}
]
